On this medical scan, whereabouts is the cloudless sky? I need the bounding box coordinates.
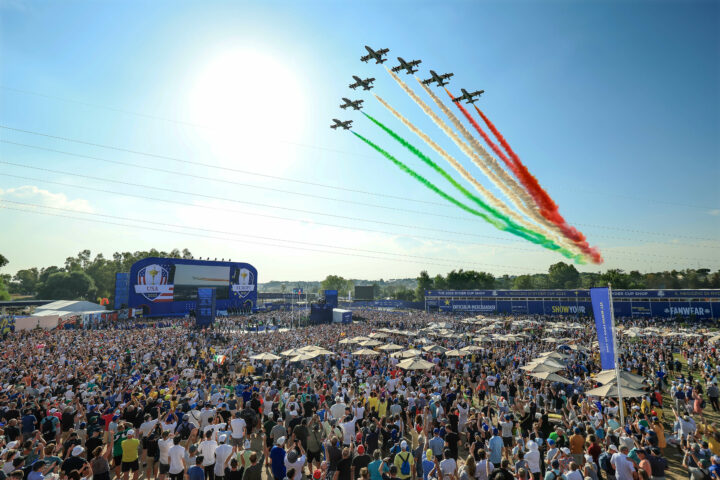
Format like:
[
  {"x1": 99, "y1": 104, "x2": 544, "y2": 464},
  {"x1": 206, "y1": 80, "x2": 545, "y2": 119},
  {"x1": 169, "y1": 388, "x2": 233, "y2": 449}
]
[{"x1": 1, "y1": 0, "x2": 718, "y2": 281}]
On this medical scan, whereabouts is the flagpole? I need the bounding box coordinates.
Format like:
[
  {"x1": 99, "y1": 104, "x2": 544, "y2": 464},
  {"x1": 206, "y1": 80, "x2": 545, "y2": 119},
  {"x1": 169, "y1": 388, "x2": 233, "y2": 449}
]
[{"x1": 608, "y1": 282, "x2": 624, "y2": 426}]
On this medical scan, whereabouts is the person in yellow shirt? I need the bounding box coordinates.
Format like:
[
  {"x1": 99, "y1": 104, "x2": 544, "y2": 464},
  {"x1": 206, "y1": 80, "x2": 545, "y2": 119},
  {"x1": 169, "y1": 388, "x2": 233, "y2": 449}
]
[
  {"x1": 378, "y1": 396, "x2": 388, "y2": 418},
  {"x1": 121, "y1": 429, "x2": 141, "y2": 480},
  {"x1": 708, "y1": 430, "x2": 720, "y2": 457},
  {"x1": 651, "y1": 419, "x2": 666, "y2": 455},
  {"x1": 367, "y1": 392, "x2": 379, "y2": 416}
]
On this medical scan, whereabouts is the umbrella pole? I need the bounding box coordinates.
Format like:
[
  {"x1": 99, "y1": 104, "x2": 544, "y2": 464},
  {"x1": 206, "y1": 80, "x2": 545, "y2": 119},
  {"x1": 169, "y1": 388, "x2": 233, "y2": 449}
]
[{"x1": 608, "y1": 283, "x2": 624, "y2": 426}]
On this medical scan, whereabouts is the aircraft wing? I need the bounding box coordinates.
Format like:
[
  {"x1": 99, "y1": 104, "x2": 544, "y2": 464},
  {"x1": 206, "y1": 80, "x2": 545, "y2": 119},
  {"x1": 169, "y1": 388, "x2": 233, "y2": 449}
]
[{"x1": 377, "y1": 48, "x2": 389, "y2": 55}]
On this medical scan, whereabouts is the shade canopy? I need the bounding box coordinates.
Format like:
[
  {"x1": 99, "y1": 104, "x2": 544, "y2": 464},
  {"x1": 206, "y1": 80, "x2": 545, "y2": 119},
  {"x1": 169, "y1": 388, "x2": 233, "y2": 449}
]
[
  {"x1": 352, "y1": 348, "x2": 380, "y2": 356},
  {"x1": 585, "y1": 383, "x2": 647, "y2": 398},
  {"x1": 397, "y1": 357, "x2": 435, "y2": 370},
  {"x1": 529, "y1": 371, "x2": 573, "y2": 384},
  {"x1": 250, "y1": 352, "x2": 280, "y2": 361}
]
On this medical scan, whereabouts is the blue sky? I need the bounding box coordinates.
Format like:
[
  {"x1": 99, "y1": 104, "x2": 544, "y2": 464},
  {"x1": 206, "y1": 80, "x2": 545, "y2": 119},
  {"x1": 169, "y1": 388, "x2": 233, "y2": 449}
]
[{"x1": 1, "y1": 0, "x2": 718, "y2": 281}]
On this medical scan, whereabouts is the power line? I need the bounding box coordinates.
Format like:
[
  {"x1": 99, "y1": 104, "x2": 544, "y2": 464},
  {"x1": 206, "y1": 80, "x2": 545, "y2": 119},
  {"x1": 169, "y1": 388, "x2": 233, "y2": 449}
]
[
  {"x1": 1, "y1": 86, "x2": 717, "y2": 213},
  {"x1": 0, "y1": 85, "x2": 379, "y2": 159},
  {"x1": 0, "y1": 139, "x2": 470, "y2": 221},
  {"x1": 0, "y1": 161, "x2": 516, "y2": 241},
  {"x1": 0, "y1": 124, "x2": 450, "y2": 209},
  {"x1": 0, "y1": 200, "x2": 548, "y2": 273},
  {"x1": 1, "y1": 126, "x2": 715, "y2": 242},
  {"x1": 1, "y1": 170, "x2": 715, "y2": 264},
  {"x1": 3, "y1": 140, "x2": 717, "y2": 251}
]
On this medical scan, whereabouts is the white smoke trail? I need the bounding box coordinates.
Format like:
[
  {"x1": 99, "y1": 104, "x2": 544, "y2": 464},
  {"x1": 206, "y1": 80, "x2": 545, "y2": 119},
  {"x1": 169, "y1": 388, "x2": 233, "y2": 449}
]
[
  {"x1": 413, "y1": 76, "x2": 579, "y2": 253},
  {"x1": 375, "y1": 94, "x2": 539, "y2": 237},
  {"x1": 384, "y1": 68, "x2": 579, "y2": 254}
]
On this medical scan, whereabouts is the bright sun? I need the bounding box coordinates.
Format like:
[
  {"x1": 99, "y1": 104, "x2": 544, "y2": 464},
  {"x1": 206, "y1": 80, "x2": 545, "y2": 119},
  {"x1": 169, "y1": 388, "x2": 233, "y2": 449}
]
[{"x1": 189, "y1": 49, "x2": 306, "y2": 170}]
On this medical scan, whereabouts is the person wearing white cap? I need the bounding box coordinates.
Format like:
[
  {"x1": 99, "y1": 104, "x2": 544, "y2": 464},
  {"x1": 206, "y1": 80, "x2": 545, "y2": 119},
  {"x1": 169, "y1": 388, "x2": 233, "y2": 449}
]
[
  {"x1": 215, "y1": 435, "x2": 234, "y2": 480},
  {"x1": 61, "y1": 446, "x2": 86, "y2": 476},
  {"x1": 610, "y1": 445, "x2": 636, "y2": 480}
]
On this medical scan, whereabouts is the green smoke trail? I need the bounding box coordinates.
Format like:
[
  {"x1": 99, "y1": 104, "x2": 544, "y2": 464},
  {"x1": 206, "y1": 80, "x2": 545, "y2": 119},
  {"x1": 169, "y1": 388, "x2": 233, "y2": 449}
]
[
  {"x1": 351, "y1": 131, "x2": 500, "y2": 225},
  {"x1": 363, "y1": 112, "x2": 505, "y2": 230},
  {"x1": 352, "y1": 130, "x2": 585, "y2": 262}
]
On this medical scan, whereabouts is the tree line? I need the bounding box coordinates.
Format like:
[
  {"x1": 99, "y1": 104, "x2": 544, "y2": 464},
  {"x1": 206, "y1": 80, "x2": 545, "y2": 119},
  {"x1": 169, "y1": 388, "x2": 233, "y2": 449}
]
[
  {"x1": 0, "y1": 249, "x2": 193, "y2": 302},
  {"x1": 1, "y1": 249, "x2": 718, "y2": 304}
]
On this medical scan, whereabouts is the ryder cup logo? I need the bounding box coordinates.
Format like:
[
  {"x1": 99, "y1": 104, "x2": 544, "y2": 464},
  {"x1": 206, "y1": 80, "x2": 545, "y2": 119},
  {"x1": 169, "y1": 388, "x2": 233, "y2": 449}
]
[
  {"x1": 135, "y1": 264, "x2": 174, "y2": 302},
  {"x1": 232, "y1": 267, "x2": 255, "y2": 298}
]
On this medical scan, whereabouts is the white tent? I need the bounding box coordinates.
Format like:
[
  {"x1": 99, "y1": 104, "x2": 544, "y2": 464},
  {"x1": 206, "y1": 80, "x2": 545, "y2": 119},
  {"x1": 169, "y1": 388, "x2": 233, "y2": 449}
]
[{"x1": 34, "y1": 300, "x2": 106, "y2": 314}]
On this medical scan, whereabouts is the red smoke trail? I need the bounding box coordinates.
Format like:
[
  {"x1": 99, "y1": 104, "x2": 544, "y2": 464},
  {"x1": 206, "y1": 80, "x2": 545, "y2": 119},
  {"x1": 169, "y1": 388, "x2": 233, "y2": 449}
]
[
  {"x1": 473, "y1": 103, "x2": 558, "y2": 214},
  {"x1": 443, "y1": 88, "x2": 518, "y2": 176},
  {"x1": 445, "y1": 89, "x2": 603, "y2": 263}
]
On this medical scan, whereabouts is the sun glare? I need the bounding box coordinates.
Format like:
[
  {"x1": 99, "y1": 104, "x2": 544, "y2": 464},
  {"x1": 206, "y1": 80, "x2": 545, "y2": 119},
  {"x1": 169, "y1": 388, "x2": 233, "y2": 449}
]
[{"x1": 189, "y1": 49, "x2": 306, "y2": 171}]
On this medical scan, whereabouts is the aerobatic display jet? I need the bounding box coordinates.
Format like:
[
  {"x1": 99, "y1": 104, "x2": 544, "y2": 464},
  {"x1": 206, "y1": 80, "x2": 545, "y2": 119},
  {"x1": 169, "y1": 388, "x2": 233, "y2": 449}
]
[
  {"x1": 360, "y1": 45, "x2": 389, "y2": 64},
  {"x1": 330, "y1": 119, "x2": 353, "y2": 130},
  {"x1": 391, "y1": 57, "x2": 422, "y2": 74},
  {"x1": 349, "y1": 76, "x2": 375, "y2": 90},
  {"x1": 422, "y1": 70, "x2": 454, "y2": 87},
  {"x1": 340, "y1": 98, "x2": 364, "y2": 110},
  {"x1": 452, "y1": 88, "x2": 485, "y2": 104}
]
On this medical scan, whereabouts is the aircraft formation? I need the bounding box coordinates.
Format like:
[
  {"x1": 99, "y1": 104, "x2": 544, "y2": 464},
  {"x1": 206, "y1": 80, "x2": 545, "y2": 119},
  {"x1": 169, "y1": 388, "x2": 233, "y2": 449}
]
[
  {"x1": 328, "y1": 45, "x2": 603, "y2": 265},
  {"x1": 330, "y1": 45, "x2": 482, "y2": 130}
]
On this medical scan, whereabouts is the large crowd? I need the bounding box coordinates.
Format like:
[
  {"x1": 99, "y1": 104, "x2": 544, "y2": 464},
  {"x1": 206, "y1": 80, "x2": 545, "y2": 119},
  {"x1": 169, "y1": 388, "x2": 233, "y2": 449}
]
[{"x1": 1, "y1": 310, "x2": 719, "y2": 480}]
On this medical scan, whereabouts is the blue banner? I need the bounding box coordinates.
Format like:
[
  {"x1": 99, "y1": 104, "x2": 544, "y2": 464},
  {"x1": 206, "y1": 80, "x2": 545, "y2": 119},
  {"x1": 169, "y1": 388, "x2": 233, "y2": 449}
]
[
  {"x1": 114, "y1": 273, "x2": 130, "y2": 310},
  {"x1": 591, "y1": 287, "x2": 616, "y2": 370},
  {"x1": 196, "y1": 287, "x2": 216, "y2": 328},
  {"x1": 425, "y1": 289, "x2": 720, "y2": 298}
]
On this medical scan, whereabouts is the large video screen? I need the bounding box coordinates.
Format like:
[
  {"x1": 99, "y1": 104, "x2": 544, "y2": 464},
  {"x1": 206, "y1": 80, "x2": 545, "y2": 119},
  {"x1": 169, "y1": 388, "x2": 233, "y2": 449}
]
[
  {"x1": 355, "y1": 285, "x2": 374, "y2": 301},
  {"x1": 173, "y1": 264, "x2": 230, "y2": 301}
]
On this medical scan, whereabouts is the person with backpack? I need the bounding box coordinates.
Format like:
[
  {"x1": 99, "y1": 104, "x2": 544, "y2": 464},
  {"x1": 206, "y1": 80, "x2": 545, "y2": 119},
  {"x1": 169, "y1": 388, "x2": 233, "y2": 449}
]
[
  {"x1": 543, "y1": 460, "x2": 566, "y2": 480},
  {"x1": 393, "y1": 442, "x2": 413, "y2": 480},
  {"x1": 598, "y1": 445, "x2": 617, "y2": 480},
  {"x1": 40, "y1": 414, "x2": 58, "y2": 443}
]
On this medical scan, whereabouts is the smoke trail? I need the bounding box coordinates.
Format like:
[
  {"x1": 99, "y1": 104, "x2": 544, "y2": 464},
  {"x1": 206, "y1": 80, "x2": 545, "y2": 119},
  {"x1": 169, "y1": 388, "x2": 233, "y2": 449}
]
[
  {"x1": 416, "y1": 77, "x2": 600, "y2": 262},
  {"x1": 473, "y1": 104, "x2": 555, "y2": 211},
  {"x1": 369, "y1": 99, "x2": 507, "y2": 224},
  {"x1": 470, "y1": 104, "x2": 603, "y2": 264},
  {"x1": 351, "y1": 130, "x2": 584, "y2": 261},
  {"x1": 440, "y1": 89, "x2": 519, "y2": 177},
  {"x1": 362, "y1": 112, "x2": 585, "y2": 259},
  {"x1": 368, "y1": 98, "x2": 579, "y2": 254},
  {"x1": 350, "y1": 131, "x2": 499, "y2": 223},
  {"x1": 384, "y1": 69, "x2": 584, "y2": 258}
]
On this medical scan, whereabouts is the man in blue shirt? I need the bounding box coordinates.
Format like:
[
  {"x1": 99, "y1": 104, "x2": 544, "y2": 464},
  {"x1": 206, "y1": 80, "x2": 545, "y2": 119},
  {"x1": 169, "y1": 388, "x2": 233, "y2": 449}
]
[
  {"x1": 428, "y1": 429, "x2": 444, "y2": 460},
  {"x1": 21, "y1": 411, "x2": 37, "y2": 437},
  {"x1": 188, "y1": 456, "x2": 205, "y2": 480},
  {"x1": 270, "y1": 437, "x2": 287, "y2": 480},
  {"x1": 488, "y1": 428, "x2": 504, "y2": 468}
]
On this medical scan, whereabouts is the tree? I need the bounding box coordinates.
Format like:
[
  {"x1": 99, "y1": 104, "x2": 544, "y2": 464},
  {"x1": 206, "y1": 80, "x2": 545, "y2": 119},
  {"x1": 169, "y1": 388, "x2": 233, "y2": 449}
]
[
  {"x1": 320, "y1": 275, "x2": 351, "y2": 296},
  {"x1": 513, "y1": 275, "x2": 534, "y2": 289},
  {"x1": 548, "y1": 262, "x2": 580, "y2": 288},
  {"x1": 0, "y1": 254, "x2": 10, "y2": 300},
  {"x1": 599, "y1": 269, "x2": 631, "y2": 289},
  {"x1": 36, "y1": 270, "x2": 97, "y2": 300},
  {"x1": 394, "y1": 287, "x2": 415, "y2": 301},
  {"x1": 415, "y1": 270, "x2": 433, "y2": 302},
  {"x1": 12, "y1": 268, "x2": 39, "y2": 295},
  {"x1": 372, "y1": 283, "x2": 381, "y2": 299},
  {"x1": 446, "y1": 270, "x2": 495, "y2": 290}
]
